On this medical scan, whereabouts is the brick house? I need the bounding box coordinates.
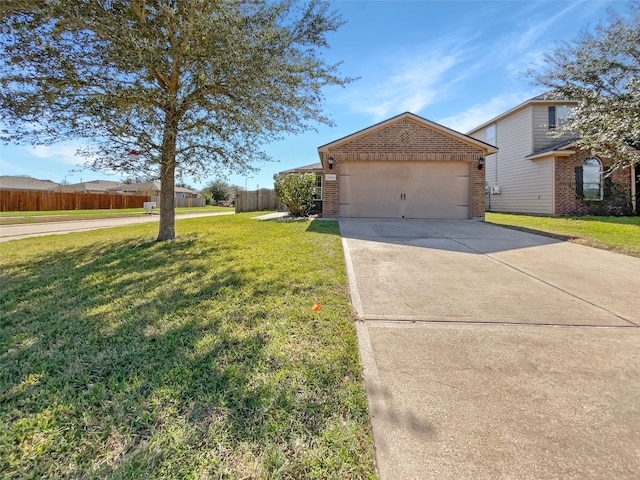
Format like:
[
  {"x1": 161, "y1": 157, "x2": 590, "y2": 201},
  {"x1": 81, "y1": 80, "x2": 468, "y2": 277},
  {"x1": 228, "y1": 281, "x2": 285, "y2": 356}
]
[
  {"x1": 284, "y1": 112, "x2": 497, "y2": 219},
  {"x1": 468, "y1": 94, "x2": 639, "y2": 216}
]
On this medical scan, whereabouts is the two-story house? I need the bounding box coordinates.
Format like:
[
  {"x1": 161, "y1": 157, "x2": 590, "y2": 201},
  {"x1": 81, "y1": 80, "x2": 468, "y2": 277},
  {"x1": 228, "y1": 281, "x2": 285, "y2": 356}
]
[{"x1": 468, "y1": 94, "x2": 637, "y2": 216}]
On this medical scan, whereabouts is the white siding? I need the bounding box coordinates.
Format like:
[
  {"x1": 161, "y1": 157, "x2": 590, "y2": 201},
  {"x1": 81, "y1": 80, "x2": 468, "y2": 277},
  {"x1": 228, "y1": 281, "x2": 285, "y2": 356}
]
[
  {"x1": 474, "y1": 106, "x2": 554, "y2": 214},
  {"x1": 473, "y1": 128, "x2": 488, "y2": 143},
  {"x1": 532, "y1": 104, "x2": 577, "y2": 153}
]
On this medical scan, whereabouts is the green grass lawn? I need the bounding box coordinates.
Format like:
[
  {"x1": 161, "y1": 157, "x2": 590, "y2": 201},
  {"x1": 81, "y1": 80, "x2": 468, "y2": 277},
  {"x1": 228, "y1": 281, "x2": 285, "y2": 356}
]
[
  {"x1": 486, "y1": 213, "x2": 640, "y2": 258},
  {"x1": 0, "y1": 206, "x2": 233, "y2": 225},
  {"x1": 0, "y1": 214, "x2": 375, "y2": 479}
]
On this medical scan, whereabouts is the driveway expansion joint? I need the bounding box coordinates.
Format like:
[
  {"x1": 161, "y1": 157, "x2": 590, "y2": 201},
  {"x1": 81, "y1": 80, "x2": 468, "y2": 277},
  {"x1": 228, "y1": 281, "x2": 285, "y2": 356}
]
[{"x1": 361, "y1": 317, "x2": 640, "y2": 329}]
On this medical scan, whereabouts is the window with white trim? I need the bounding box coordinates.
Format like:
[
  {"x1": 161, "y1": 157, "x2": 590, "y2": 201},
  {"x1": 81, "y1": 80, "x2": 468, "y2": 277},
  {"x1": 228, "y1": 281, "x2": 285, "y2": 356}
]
[
  {"x1": 582, "y1": 157, "x2": 603, "y2": 200},
  {"x1": 486, "y1": 124, "x2": 496, "y2": 146},
  {"x1": 548, "y1": 105, "x2": 574, "y2": 129},
  {"x1": 313, "y1": 175, "x2": 322, "y2": 200}
]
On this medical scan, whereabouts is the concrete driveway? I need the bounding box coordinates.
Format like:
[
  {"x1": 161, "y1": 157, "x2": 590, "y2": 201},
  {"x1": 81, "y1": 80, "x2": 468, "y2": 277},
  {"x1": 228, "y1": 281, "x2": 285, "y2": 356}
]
[{"x1": 340, "y1": 218, "x2": 640, "y2": 480}]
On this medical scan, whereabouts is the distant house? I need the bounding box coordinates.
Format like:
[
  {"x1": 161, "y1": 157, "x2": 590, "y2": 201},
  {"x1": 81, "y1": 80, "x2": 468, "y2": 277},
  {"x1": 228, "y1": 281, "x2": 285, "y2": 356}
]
[
  {"x1": 468, "y1": 94, "x2": 638, "y2": 216},
  {"x1": 59, "y1": 179, "x2": 124, "y2": 193},
  {"x1": 0, "y1": 175, "x2": 61, "y2": 191},
  {"x1": 107, "y1": 181, "x2": 200, "y2": 198}
]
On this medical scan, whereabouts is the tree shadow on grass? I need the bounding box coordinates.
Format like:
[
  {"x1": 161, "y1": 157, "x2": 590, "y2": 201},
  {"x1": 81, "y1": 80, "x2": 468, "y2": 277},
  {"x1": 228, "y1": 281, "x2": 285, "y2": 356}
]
[
  {"x1": 562, "y1": 215, "x2": 640, "y2": 225},
  {"x1": 0, "y1": 232, "x2": 373, "y2": 479},
  {"x1": 304, "y1": 219, "x2": 340, "y2": 236}
]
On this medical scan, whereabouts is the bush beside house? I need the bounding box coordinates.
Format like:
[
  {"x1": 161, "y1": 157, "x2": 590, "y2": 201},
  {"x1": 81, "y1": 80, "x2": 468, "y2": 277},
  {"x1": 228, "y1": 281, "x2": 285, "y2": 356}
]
[{"x1": 274, "y1": 173, "x2": 316, "y2": 217}]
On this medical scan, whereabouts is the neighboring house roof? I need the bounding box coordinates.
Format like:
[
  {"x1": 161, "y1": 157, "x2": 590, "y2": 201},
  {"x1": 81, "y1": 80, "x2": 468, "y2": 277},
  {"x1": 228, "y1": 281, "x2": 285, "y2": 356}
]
[
  {"x1": 530, "y1": 92, "x2": 574, "y2": 102},
  {"x1": 526, "y1": 138, "x2": 579, "y2": 160},
  {"x1": 467, "y1": 95, "x2": 578, "y2": 135},
  {"x1": 0, "y1": 175, "x2": 61, "y2": 191},
  {"x1": 107, "y1": 181, "x2": 161, "y2": 193},
  {"x1": 62, "y1": 179, "x2": 124, "y2": 192},
  {"x1": 107, "y1": 181, "x2": 199, "y2": 195},
  {"x1": 279, "y1": 162, "x2": 323, "y2": 175},
  {"x1": 319, "y1": 112, "x2": 498, "y2": 159}
]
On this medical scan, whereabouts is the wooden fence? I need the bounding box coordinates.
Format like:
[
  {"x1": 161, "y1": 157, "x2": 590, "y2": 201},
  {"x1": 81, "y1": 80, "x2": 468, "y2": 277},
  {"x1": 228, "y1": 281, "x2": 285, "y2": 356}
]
[
  {"x1": 235, "y1": 189, "x2": 285, "y2": 213},
  {"x1": 0, "y1": 189, "x2": 151, "y2": 212}
]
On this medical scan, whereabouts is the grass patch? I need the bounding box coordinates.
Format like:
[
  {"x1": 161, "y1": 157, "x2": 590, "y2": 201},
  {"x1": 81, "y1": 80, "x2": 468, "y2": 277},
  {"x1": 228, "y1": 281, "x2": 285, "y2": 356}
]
[
  {"x1": 0, "y1": 206, "x2": 233, "y2": 225},
  {"x1": 486, "y1": 213, "x2": 640, "y2": 257},
  {"x1": 0, "y1": 214, "x2": 375, "y2": 479}
]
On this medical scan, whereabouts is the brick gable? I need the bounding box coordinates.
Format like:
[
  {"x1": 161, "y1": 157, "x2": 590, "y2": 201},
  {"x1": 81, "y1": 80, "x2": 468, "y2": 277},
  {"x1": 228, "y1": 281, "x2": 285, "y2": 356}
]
[
  {"x1": 317, "y1": 113, "x2": 493, "y2": 219},
  {"x1": 326, "y1": 118, "x2": 484, "y2": 161}
]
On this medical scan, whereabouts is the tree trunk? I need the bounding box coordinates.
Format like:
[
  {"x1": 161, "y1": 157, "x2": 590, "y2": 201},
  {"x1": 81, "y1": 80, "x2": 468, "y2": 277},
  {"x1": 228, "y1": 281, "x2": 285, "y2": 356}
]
[{"x1": 157, "y1": 114, "x2": 178, "y2": 241}]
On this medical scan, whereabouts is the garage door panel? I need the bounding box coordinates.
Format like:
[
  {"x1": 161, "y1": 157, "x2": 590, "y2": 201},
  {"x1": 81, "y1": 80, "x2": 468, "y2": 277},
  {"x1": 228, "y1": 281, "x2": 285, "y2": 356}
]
[
  {"x1": 339, "y1": 161, "x2": 470, "y2": 218},
  {"x1": 340, "y1": 174, "x2": 399, "y2": 217},
  {"x1": 403, "y1": 172, "x2": 468, "y2": 218}
]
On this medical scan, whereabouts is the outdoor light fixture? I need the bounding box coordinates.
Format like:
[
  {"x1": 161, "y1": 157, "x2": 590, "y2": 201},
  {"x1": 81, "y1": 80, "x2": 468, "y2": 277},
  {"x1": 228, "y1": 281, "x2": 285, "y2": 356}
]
[
  {"x1": 328, "y1": 156, "x2": 334, "y2": 169},
  {"x1": 477, "y1": 157, "x2": 485, "y2": 170}
]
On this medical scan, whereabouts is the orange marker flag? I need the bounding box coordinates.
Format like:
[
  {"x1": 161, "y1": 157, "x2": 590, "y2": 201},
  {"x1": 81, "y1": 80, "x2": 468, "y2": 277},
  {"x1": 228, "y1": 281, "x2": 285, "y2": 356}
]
[{"x1": 311, "y1": 302, "x2": 321, "y2": 312}]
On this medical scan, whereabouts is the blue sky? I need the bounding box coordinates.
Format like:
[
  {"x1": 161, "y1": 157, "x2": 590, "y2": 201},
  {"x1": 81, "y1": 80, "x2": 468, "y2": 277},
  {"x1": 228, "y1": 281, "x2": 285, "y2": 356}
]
[{"x1": 0, "y1": 0, "x2": 629, "y2": 191}]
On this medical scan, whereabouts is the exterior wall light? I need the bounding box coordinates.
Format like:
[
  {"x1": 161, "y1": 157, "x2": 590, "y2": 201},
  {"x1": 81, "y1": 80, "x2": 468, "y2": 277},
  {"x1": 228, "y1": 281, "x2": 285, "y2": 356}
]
[
  {"x1": 477, "y1": 157, "x2": 485, "y2": 170},
  {"x1": 328, "y1": 156, "x2": 334, "y2": 169}
]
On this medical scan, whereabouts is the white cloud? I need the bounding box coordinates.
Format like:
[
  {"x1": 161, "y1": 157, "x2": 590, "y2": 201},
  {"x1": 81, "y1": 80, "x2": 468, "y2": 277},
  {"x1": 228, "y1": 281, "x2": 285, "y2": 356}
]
[
  {"x1": 438, "y1": 92, "x2": 536, "y2": 134},
  {"x1": 339, "y1": 49, "x2": 461, "y2": 121},
  {"x1": 0, "y1": 157, "x2": 21, "y2": 173},
  {"x1": 506, "y1": 48, "x2": 548, "y2": 78},
  {"x1": 484, "y1": 1, "x2": 609, "y2": 82},
  {"x1": 26, "y1": 143, "x2": 85, "y2": 165},
  {"x1": 516, "y1": 2, "x2": 580, "y2": 51}
]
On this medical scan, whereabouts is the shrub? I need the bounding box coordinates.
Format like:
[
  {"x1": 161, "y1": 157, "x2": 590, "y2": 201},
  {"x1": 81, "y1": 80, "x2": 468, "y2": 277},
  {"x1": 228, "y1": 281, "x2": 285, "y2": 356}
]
[
  {"x1": 584, "y1": 180, "x2": 634, "y2": 216},
  {"x1": 273, "y1": 173, "x2": 316, "y2": 217}
]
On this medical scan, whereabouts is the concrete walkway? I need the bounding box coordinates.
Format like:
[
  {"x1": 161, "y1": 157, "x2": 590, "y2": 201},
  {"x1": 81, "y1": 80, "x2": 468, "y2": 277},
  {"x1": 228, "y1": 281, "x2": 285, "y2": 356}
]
[
  {"x1": 0, "y1": 211, "x2": 234, "y2": 242},
  {"x1": 340, "y1": 218, "x2": 640, "y2": 480}
]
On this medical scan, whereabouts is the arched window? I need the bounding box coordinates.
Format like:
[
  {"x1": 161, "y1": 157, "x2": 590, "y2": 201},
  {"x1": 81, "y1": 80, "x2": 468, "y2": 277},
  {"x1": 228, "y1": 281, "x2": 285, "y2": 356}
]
[{"x1": 582, "y1": 157, "x2": 603, "y2": 200}]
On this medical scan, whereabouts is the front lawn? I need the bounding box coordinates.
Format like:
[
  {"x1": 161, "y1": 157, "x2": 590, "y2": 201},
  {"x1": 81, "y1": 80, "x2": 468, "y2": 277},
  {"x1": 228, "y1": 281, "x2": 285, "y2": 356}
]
[
  {"x1": 0, "y1": 214, "x2": 375, "y2": 479},
  {"x1": 486, "y1": 213, "x2": 640, "y2": 257}
]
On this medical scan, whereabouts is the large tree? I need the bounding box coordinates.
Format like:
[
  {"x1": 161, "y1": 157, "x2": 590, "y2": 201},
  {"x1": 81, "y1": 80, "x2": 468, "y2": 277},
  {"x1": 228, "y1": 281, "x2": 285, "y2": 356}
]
[
  {"x1": 0, "y1": 0, "x2": 351, "y2": 240},
  {"x1": 529, "y1": 2, "x2": 640, "y2": 172},
  {"x1": 202, "y1": 179, "x2": 232, "y2": 203}
]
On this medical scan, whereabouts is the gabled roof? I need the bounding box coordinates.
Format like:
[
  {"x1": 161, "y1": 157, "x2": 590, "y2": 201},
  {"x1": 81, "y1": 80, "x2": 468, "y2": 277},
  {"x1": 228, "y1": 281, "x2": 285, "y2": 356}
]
[
  {"x1": 318, "y1": 112, "x2": 498, "y2": 155},
  {"x1": 0, "y1": 175, "x2": 60, "y2": 190},
  {"x1": 279, "y1": 162, "x2": 322, "y2": 175},
  {"x1": 467, "y1": 94, "x2": 578, "y2": 135},
  {"x1": 107, "y1": 181, "x2": 161, "y2": 192},
  {"x1": 531, "y1": 92, "x2": 574, "y2": 102},
  {"x1": 107, "y1": 181, "x2": 198, "y2": 194},
  {"x1": 64, "y1": 180, "x2": 124, "y2": 192}
]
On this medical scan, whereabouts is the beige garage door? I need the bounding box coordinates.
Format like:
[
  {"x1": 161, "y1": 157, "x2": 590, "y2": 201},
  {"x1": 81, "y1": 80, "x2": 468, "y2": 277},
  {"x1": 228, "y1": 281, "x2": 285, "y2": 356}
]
[{"x1": 339, "y1": 161, "x2": 470, "y2": 218}]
